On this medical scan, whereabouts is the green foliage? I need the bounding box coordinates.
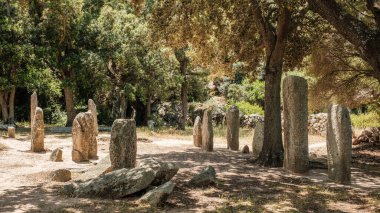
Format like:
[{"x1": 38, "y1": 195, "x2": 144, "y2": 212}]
[
  {"x1": 227, "y1": 78, "x2": 265, "y2": 107},
  {"x1": 232, "y1": 101, "x2": 264, "y2": 116},
  {"x1": 350, "y1": 112, "x2": 380, "y2": 128}
]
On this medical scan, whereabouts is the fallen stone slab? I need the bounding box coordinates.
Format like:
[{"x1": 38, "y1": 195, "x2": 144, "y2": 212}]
[
  {"x1": 74, "y1": 155, "x2": 111, "y2": 182},
  {"x1": 139, "y1": 181, "x2": 176, "y2": 207},
  {"x1": 65, "y1": 167, "x2": 156, "y2": 198},
  {"x1": 138, "y1": 158, "x2": 179, "y2": 186},
  {"x1": 189, "y1": 166, "x2": 216, "y2": 187},
  {"x1": 50, "y1": 169, "x2": 71, "y2": 182}
]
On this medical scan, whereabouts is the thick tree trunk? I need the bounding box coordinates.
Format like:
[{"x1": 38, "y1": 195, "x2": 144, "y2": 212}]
[
  {"x1": 8, "y1": 87, "x2": 15, "y2": 124},
  {"x1": 178, "y1": 78, "x2": 188, "y2": 130},
  {"x1": 257, "y1": 66, "x2": 284, "y2": 167},
  {"x1": 120, "y1": 90, "x2": 127, "y2": 119},
  {"x1": 63, "y1": 86, "x2": 76, "y2": 127},
  {"x1": 146, "y1": 94, "x2": 152, "y2": 124},
  {"x1": 0, "y1": 92, "x2": 9, "y2": 123}
]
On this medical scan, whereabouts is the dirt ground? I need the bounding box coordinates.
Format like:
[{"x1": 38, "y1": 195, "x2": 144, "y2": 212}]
[{"x1": 0, "y1": 128, "x2": 379, "y2": 213}]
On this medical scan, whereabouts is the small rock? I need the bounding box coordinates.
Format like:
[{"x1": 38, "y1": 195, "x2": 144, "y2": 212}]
[
  {"x1": 139, "y1": 181, "x2": 175, "y2": 207},
  {"x1": 242, "y1": 145, "x2": 249, "y2": 154},
  {"x1": 138, "y1": 158, "x2": 179, "y2": 186},
  {"x1": 50, "y1": 169, "x2": 71, "y2": 182},
  {"x1": 50, "y1": 148, "x2": 63, "y2": 162},
  {"x1": 189, "y1": 166, "x2": 216, "y2": 187}
]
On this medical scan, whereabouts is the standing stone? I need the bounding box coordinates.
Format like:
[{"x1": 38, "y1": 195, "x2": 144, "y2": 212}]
[
  {"x1": 226, "y1": 105, "x2": 239, "y2": 150},
  {"x1": 193, "y1": 116, "x2": 202, "y2": 147},
  {"x1": 283, "y1": 76, "x2": 309, "y2": 173},
  {"x1": 202, "y1": 109, "x2": 213, "y2": 152},
  {"x1": 31, "y1": 107, "x2": 44, "y2": 152},
  {"x1": 50, "y1": 148, "x2": 63, "y2": 162},
  {"x1": 242, "y1": 145, "x2": 249, "y2": 154},
  {"x1": 88, "y1": 99, "x2": 99, "y2": 136},
  {"x1": 327, "y1": 104, "x2": 352, "y2": 184},
  {"x1": 72, "y1": 112, "x2": 95, "y2": 162},
  {"x1": 30, "y1": 91, "x2": 38, "y2": 127},
  {"x1": 110, "y1": 119, "x2": 137, "y2": 170},
  {"x1": 252, "y1": 121, "x2": 264, "y2": 156},
  {"x1": 7, "y1": 127, "x2": 15, "y2": 138}
]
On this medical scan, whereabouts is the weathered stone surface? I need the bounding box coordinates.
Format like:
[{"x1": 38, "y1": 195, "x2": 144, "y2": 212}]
[
  {"x1": 72, "y1": 112, "x2": 95, "y2": 162},
  {"x1": 283, "y1": 76, "x2": 309, "y2": 173},
  {"x1": 31, "y1": 107, "x2": 44, "y2": 152},
  {"x1": 88, "y1": 99, "x2": 99, "y2": 136},
  {"x1": 202, "y1": 109, "x2": 213, "y2": 152},
  {"x1": 110, "y1": 119, "x2": 137, "y2": 170},
  {"x1": 68, "y1": 167, "x2": 155, "y2": 198},
  {"x1": 138, "y1": 158, "x2": 179, "y2": 186},
  {"x1": 139, "y1": 181, "x2": 175, "y2": 207},
  {"x1": 7, "y1": 127, "x2": 15, "y2": 138},
  {"x1": 226, "y1": 105, "x2": 239, "y2": 150},
  {"x1": 30, "y1": 91, "x2": 38, "y2": 127},
  {"x1": 252, "y1": 121, "x2": 264, "y2": 156},
  {"x1": 242, "y1": 145, "x2": 249, "y2": 154},
  {"x1": 75, "y1": 154, "x2": 112, "y2": 182},
  {"x1": 50, "y1": 148, "x2": 63, "y2": 162},
  {"x1": 50, "y1": 169, "x2": 71, "y2": 182},
  {"x1": 193, "y1": 116, "x2": 202, "y2": 147},
  {"x1": 327, "y1": 104, "x2": 352, "y2": 184},
  {"x1": 189, "y1": 166, "x2": 216, "y2": 187}
]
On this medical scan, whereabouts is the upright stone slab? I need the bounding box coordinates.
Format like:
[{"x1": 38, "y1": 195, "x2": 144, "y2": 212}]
[
  {"x1": 110, "y1": 119, "x2": 137, "y2": 170},
  {"x1": 193, "y1": 116, "x2": 202, "y2": 147},
  {"x1": 226, "y1": 105, "x2": 239, "y2": 150},
  {"x1": 202, "y1": 109, "x2": 213, "y2": 152},
  {"x1": 8, "y1": 127, "x2": 15, "y2": 138},
  {"x1": 88, "y1": 99, "x2": 99, "y2": 136},
  {"x1": 72, "y1": 112, "x2": 95, "y2": 162},
  {"x1": 283, "y1": 76, "x2": 309, "y2": 173},
  {"x1": 252, "y1": 121, "x2": 264, "y2": 156},
  {"x1": 30, "y1": 91, "x2": 38, "y2": 127},
  {"x1": 327, "y1": 104, "x2": 352, "y2": 184},
  {"x1": 31, "y1": 107, "x2": 44, "y2": 152}
]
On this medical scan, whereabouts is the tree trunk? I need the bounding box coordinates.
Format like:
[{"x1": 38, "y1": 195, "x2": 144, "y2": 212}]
[
  {"x1": 8, "y1": 87, "x2": 15, "y2": 124},
  {"x1": 146, "y1": 94, "x2": 152, "y2": 124},
  {"x1": 178, "y1": 78, "x2": 188, "y2": 130},
  {"x1": 120, "y1": 90, "x2": 127, "y2": 119},
  {"x1": 257, "y1": 65, "x2": 284, "y2": 167},
  {"x1": 0, "y1": 92, "x2": 9, "y2": 123},
  {"x1": 63, "y1": 86, "x2": 76, "y2": 127}
]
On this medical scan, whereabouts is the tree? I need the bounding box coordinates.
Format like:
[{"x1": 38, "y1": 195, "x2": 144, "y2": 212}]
[{"x1": 307, "y1": 0, "x2": 380, "y2": 83}]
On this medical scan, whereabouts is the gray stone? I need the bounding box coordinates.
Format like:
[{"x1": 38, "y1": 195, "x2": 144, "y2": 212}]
[
  {"x1": 138, "y1": 158, "x2": 179, "y2": 186},
  {"x1": 30, "y1": 91, "x2": 38, "y2": 127},
  {"x1": 226, "y1": 105, "x2": 239, "y2": 150},
  {"x1": 72, "y1": 112, "x2": 95, "y2": 162},
  {"x1": 50, "y1": 169, "x2": 71, "y2": 182},
  {"x1": 74, "y1": 154, "x2": 112, "y2": 182},
  {"x1": 69, "y1": 167, "x2": 155, "y2": 198},
  {"x1": 189, "y1": 166, "x2": 216, "y2": 187},
  {"x1": 139, "y1": 181, "x2": 175, "y2": 207},
  {"x1": 193, "y1": 116, "x2": 202, "y2": 147},
  {"x1": 327, "y1": 104, "x2": 352, "y2": 184},
  {"x1": 242, "y1": 145, "x2": 249, "y2": 154},
  {"x1": 202, "y1": 109, "x2": 213, "y2": 152},
  {"x1": 110, "y1": 119, "x2": 137, "y2": 170},
  {"x1": 31, "y1": 107, "x2": 44, "y2": 152},
  {"x1": 252, "y1": 121, "x2": 264, "y2": 156},
  {"x1": 88, "y1": 99, "x2": 99, "y2": 136},
  {"x1": 7, "y1": 127, "x2": 15, "y2": 138},
  {"x1": 283, "y1": 76, "x2": 309, "y2": 173},
  {"x1": 50, "y1": 148, "x2": 63, "y2": 162}
]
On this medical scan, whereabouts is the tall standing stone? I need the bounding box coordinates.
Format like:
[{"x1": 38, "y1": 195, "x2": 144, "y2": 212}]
[
  {"x1": 88, "y1": 99, "x2": 99, "y2": 136},
  {"x1": 327, "y1": 104, "x2": 352, "y2": 184},
  {"x1": 252, "y1": 121, "x2": 264, "y2": 156},
  {"x1": 283, "y1": 76, "x2": 309, "y2": 173},
  {"x1": 226, "y1": 105, "x2": 239, "y2": 150},
  {"x1": 193, "y1": 116, "x2": 202, "y2": 147},
  {"x1": 8, "y1": 127, "x2": 15, "y2": 138},
  {"x1": 31, "y1": 107, "x2": 44, "y2": 152},
  {"x1": 202, "y1": 109, "x2": 213, "y2": 152},
  {"x1": 72, "y1": 112, "x2": 95, "y2": 162},
  {"x1": 30, "y1": 91, "x2": 38, "y2": 127},
  {"x1": 110, "y1": 119, "x2": 137, "y2": 170}
]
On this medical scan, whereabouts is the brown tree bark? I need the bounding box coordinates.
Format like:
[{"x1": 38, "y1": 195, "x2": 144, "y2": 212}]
[
  {"x1": 146, "y1": 93, "x2": 152, "y2": 124},
  {"x1": 176, "y1": 48, "x2": 189, "y2": 130},
  {"x1": 0, "y1": 92, "x2": 8, "y2": 123},
  {"x1": 8, "y1": 87, "x2": 15, "y2": 124},
  {"x1": 307, "y1": 0, "x2": 380, "y2": 83},
  {"x1": 63, "y1": 86, "x2": 76, "y2": 126}
]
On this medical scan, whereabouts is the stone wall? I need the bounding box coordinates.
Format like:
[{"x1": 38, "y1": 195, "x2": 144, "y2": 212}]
[{"x1": 308, "y1": 113, "x2": 328, "y2": 136}]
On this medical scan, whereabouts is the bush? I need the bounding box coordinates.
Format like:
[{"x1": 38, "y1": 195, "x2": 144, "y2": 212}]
[
  {"x1": 350, "y1": 112, "x2": 380, "y2": 129},
  {"x1": 231, "y1": 101, "x2": 264, "y2": 116}
]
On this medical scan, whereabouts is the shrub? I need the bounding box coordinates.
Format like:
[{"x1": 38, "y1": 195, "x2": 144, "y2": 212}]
[
  {"x1": 350, "y1": 112, "x2": 380, "y2": 129},
  {"x1": 231, "y1": 101, "x2": 264, "y2": 116}
]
